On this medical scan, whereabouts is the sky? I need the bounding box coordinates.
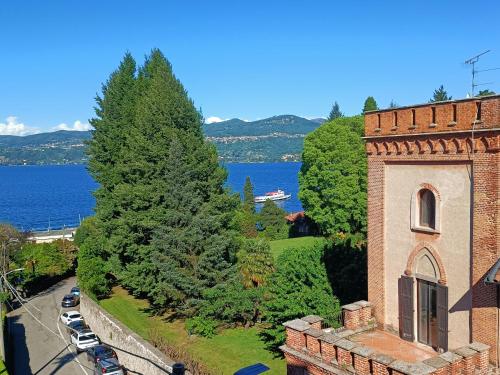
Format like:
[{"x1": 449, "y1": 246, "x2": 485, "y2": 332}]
[{"x1": 1, "y1": 0, "x2": 499, "y2": 135}]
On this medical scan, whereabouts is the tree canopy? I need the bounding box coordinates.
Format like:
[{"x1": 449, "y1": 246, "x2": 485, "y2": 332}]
[
  {"x1": 261, "y1": 242, "x2": 341, "y2": 350},
  {"x1": 237, "y1": 239, "x2": 275, "y2": 288},
  {"x1": 477, "y1": 89, "x2": 495, "y2": 97},
  {"x1": 243, "y1": 176, "x2": 255, "y2": 212},
  {"x1": 430, "y1": 85, "x2": 452, "y2": 102},
  {"x1": 258, "y1": 200, "x2": 289, "y2": 240},
  {"x1": 327, "y1": 101, "x2": 343, "y2": 121},
  {"x1": 299, "y1": 115, "x2": 367, "y2": 236},
  {"x1": 80, "y1": 49, "x2": 238, "y2": 308},
  {"x1": 363, "y1": 96, "x2": 378, "y2": 113},
  {"x1": 388, "y1": 100, "x2": 399, "y2": 108}
]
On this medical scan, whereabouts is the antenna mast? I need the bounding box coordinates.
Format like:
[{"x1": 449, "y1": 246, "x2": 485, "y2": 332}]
[{"x1": 464, "y1": 50, "x2": 500, "y2": 96}]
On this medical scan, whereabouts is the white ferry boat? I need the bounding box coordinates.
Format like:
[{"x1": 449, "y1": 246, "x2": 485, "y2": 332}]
[{"x1": 254, "y1": 189, "x2": 291, "y2": 203}]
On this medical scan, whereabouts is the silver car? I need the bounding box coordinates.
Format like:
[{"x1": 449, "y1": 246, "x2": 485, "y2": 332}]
[
  {"x1": 94, "y1": 357, "x2": 125, "y2": 375},
  {"x1": 71, "y1": 329, "x2": 99, "y2": 353}
]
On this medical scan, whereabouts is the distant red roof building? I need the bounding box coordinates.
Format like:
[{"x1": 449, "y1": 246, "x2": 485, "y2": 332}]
[{"x1": 285, "y1": 211, "x2": 305, "y2": 223}]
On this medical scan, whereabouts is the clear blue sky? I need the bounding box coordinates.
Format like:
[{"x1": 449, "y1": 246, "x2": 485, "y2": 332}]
[{"x1": 1, "y1": 0, "x2": 499, "y2": 134}]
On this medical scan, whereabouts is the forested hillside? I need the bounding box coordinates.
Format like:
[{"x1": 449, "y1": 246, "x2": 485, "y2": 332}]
[
  {"x1": 0, "y1": 130, "x2": 91, "y2": 165},
  {"x1": 0, "y1": 115, "x2": 324, "y2": 164},
  {"x1": 203, "y1": 115, "x2": 324, "y2": 162}
]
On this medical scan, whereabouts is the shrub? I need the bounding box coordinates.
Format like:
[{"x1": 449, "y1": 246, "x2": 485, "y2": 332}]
[
  {"x1": 75, "y1": 217, "x2": 111, "y2": 299},
  {"x1": 185, "y1": 317, "x2": 217, "y2": 338},
  {"x1": 261, "y1": 242, "x2": 341, "y2": 351},
  {"x1": 197, "y1": 277, "x2": 264, "y2": 327}
]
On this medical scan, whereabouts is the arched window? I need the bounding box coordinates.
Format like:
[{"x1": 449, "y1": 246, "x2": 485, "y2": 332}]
[{"x1": 419, "y1": 189, "x2": 436, "y2": 229}]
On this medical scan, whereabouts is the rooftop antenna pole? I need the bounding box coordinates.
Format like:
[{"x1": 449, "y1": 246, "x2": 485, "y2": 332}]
[{"x1": 464, "y1": 50, "x2": 498, "y2": 96}]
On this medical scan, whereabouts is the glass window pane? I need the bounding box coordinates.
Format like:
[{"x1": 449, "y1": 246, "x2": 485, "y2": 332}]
[{"x1": 419, "y1": 189, "x2": 436, "y2": 229}]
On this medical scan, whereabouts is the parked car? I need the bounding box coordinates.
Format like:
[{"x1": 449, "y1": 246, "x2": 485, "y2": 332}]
[
  {"x1": 62, "y1": 294, "x2": 80, "y2": 307},
  {"x1": 71, "y1": 329, "x2": 100, "y2": 353},
  {"x1": 87, "y1": 344, "x2": 117, "y2": 364},
  {"x1": 70, "y1": 287, "x2": 80, "y2": 296},
  {"x1": 66, "y1": 319, "x2": 88, "y2": 334},
  {"x1": 60, "y1": 311, "x2": 83, "y2": 325},
  {"x1": 94, "y1": 358, "x2": 125, "y2": 375}
]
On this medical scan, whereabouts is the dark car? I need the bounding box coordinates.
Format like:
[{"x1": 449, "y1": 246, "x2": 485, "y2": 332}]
[
  {"x1": 87, "y1": 344, "x2": 117, "y2": 364},
  {"x1": 94, "y1": 357, "x2": 125, "y2": 375},
  {"x1": 67, "y1": 320, "x2": 88, "y2": 335},
  {"x1": 70, "y1": 287, "x2": 80, "y2": 296},
  {"x1": 61, "y1": 294, "x2": 79, "y2": 307}
]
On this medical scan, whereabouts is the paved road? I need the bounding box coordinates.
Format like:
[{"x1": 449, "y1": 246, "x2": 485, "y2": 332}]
[{"x1": 8, "y1": 277, "x2": 93, "y2": 375}]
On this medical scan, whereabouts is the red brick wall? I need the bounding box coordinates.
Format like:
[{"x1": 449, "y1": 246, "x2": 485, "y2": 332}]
[
  {"x1": 286, "y1": 329, "x2": 305, "y2": 350},
  {"x1": 372, "y1": 360, "x2": 390, "y2": 375},
  {"x1": 306, "y1": 335, "x2": 320, "y2": 355},
  {"x1": 336, "y1": 347, "x2": 353, "y2": 367},
  {"x1": 365, "y1": 96, "x2": 499, "y2": 137},
  {"x1": 471, "y1": 150, "x2": 499, "y2": 363},
  {"x1": 320, "y1": 341, "x2": 336, "y2": 363},
  {"x1": 353, "y1": 354, "x2": 371, "y2": 375},
  {"x1": 367, "y1": 156, "x2": 386, "y2": 324}
]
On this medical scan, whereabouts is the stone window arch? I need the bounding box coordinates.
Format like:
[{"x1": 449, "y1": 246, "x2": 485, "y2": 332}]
[
  {"x1": 405, "y1": 243, "x2": 447, "y2": 285},
  {"x1": 411, "y1": 183, "x2": 441, "y2": 233}
]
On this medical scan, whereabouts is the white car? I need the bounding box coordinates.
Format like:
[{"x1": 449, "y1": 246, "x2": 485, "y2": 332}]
[
  {"x1": 71, "y1": 329, "x2": 100, "y2": 353},
  {"x1": 60, "y1": 311, "x2": 83, "y2": 325}
]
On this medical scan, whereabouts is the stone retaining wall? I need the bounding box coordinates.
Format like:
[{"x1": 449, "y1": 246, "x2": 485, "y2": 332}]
[{"x1": 80, "y1": 292, "x2": 177, "y2": 375}]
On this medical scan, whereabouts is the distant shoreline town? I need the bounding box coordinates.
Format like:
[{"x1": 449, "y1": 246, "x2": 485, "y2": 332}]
[{"x1": 0, "y1": 114, "x2": 324, "y2": 165}]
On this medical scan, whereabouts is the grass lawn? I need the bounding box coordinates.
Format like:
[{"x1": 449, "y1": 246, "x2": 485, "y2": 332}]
[
  {"x1": 0, "y1": 360, "x2": 8, "y2": 374},
  {"x1": 100, "y1": 287, "x2": 285, "y2": 375},
  {"x1": 269, "y1": 236, "x2": 325, "y2": 259}
]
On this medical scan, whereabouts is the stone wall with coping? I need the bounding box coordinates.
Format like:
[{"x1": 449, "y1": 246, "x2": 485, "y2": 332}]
[
  {"x1": 281, "y1": 306, "x2": 491, "y2": 375},
  {"x1": 80, "y1": 292, "x2": 179, "y2": 375}
]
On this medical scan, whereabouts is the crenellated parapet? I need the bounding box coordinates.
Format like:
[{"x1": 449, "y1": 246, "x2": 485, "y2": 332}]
[
  {"x1": 365, "y1": 95, "x2": 499, "y2": 137},
  {"x1": 281, "y1": 305, "x2": 491, "y2": 375}
]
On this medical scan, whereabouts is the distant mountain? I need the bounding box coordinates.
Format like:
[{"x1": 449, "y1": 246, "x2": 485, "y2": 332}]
[
  {"x1": 203, "y1": 115, "x2": 323, "y2": 162},
  {"x1": 0, "y1": 115, "x2": 324, "y2": 165},
  {"x1": 203, "y1": 115, "x2": 323, "y2": 137},
  {"x1": 0, "y1": 130, "x2": 91, "y2": 165}
]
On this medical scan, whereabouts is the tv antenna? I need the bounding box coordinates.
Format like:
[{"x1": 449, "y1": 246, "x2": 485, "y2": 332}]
[{"x1": 464, "y1": 50, "x2": 500, "y2": 96}]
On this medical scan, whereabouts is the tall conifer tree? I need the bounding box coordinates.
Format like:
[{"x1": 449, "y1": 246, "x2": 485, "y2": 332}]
[
  {"x1": 83, "y1": 53, "x2": 138, "y2": 294},
  {"x1": 83, "y1": 49, "x2": 238, "y2": 307},
  {"x1": 363, "y1": 96, "x2": 378, "y2": 113},
  {"x1": 243, "y1": 176, "x2": 255, "y2": 211},
  {"x1": 327, "y1": 101, "x2": 343, "y2": 121},
  {"x1": 240, "y1": 176, "x2": 257, "y2": 237}
]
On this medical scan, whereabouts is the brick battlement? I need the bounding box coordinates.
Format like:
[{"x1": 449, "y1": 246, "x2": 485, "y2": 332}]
[
  {"x1": 281, "y1": 306, "x2": 491, "y2": 375},
  {"x1": 365, "y1": 95, "x2": 500, "y2": 137}
]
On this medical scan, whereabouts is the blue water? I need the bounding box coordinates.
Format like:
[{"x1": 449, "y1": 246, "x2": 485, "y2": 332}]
[{"x1": 0, "y1": 162, "x2": 302, "y2": 231}]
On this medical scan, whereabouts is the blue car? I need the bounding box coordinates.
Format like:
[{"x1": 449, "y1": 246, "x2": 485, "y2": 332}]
[{"x1": 70, "y1": 287, "x2": 80, "y2": 296}]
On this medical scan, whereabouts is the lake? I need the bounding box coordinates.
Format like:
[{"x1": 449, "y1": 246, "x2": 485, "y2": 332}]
[{"x1": 0, "y1": 163, "x2": 303, "y2": 231}]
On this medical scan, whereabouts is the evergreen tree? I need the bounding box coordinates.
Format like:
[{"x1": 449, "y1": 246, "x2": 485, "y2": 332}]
[
  {"x1": 262, "y1": 243, "x2": 341, "y2": 351},
  {"x1": 430, "y1": 85, "x2": 452, "y2": 102},
  {"x1": 327, "y1": 101, "x2": 343, "y2": 121},
  {"x1": 239, "y1": 176, "x2": 258, "y2": 237},
  {"x1": 258, "y1": 200, "x2": 288, "y2": 240},
  {"x1": 237, "y1": 239, "x2": 275, "y2": 288},
  {"x1": 82, "y1": 53, "x2": 138, "y2": 294},
  {"x1": 243, "y1": 176, "x2": 255, "y2": 211},
  {"x1": 477, "y1": 89, "x2": 495, "y2": 97},
  {"x1": 362, "y1": 96, "x2": 378, "y2": 113},
  {"x1": 84, "y1": 49, "x2": 238, "y2": 309},
  {"x1": 388, "y1": 100, "x2": 399, "y2": 108}
]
